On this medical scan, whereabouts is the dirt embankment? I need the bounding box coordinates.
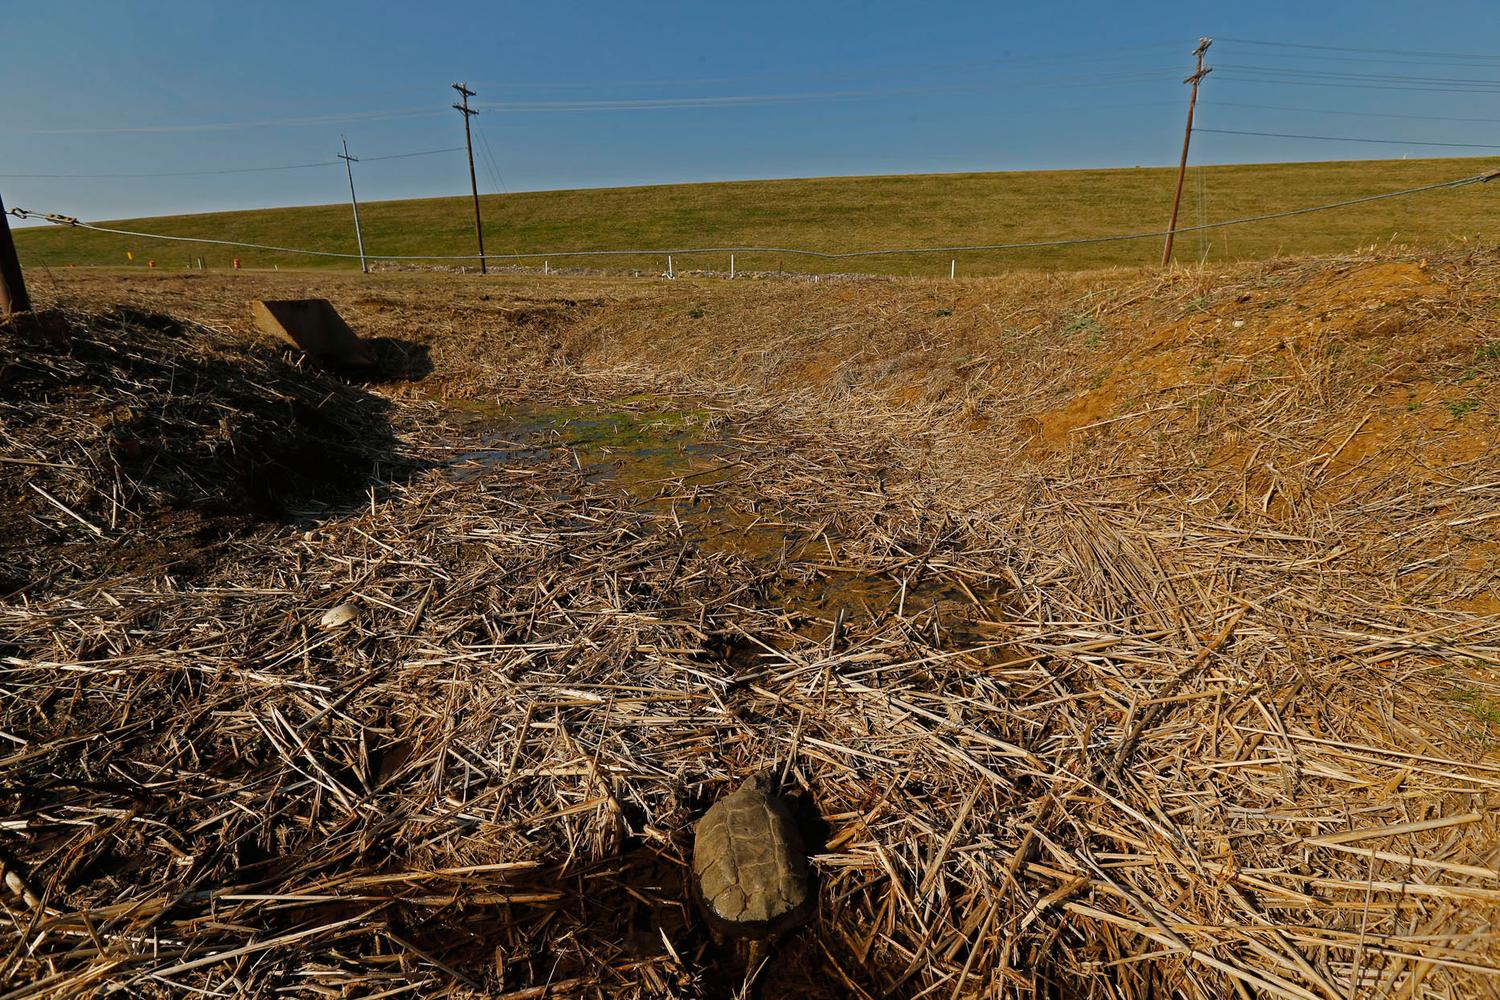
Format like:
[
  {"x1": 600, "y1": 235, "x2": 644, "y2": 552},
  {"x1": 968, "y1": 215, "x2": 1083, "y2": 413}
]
[{"x1": 46, "y1": 251, "x2": 1497, "y2": 611}]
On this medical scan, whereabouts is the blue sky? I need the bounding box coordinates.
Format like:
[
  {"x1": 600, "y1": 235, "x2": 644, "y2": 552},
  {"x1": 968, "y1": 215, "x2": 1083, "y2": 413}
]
[{"x1": 6, "y1": 1, "x2": 1500, "y2": 224}]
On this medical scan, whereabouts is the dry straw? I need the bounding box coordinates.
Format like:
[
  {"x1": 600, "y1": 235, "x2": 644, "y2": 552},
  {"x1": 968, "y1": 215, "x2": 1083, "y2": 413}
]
[{"x1": 2, "y1": 248, "x2": 1498, "y2": 997}]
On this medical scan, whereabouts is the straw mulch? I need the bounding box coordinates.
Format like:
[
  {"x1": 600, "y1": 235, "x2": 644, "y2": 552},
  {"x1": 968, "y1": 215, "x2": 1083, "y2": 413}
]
[
  {"x1": 0, "y1": 307, "x2": 409, "y2": 593},
  {"x1": 2, "y1": 285, "x2": 1498, "y2": 999}
]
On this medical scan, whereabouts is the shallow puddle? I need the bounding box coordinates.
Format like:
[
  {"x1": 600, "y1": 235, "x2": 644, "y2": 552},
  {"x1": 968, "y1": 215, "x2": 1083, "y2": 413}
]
[
  {"x1": 442, "y1": 395, "x2": 1011, "y2": 652},
  {"x1": 447, "y1": 396, "x2": 720, "y2": 482}
]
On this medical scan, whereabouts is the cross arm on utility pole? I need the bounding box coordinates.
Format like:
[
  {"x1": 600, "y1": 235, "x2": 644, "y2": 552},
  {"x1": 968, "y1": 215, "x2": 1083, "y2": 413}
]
[
  {"x1": 1183, "y1": 37, "x2": 1213, "y2": 85},
  {"x1": 452, "y1": 82, "x2": 479, "y2": 119}
]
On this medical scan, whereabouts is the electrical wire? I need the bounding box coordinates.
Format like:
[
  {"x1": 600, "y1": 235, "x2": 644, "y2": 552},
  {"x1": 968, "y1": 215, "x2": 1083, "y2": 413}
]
[
  {"x1": 1194, "y1": 128, "x2": 1500, "y2": 150},
  {"x1": 1, "y1": 146, "x2": 465, "y2": 180},
  {"x1": 472, "y1": 39, "x2": 1185, "y2": 91},
  {"x1": 361, "y1": 146, "x2": 466, "y2": 162},
  {"x1": 1217, "y1": 37, "x2": 1500, "y2": 63},
  {"x1": 1225, "y1": 51, "x2": 1500, "y2": 70},
  {"x1": 470, "y1": 72, "x2": 1182, "y2": 113},
  {"x1": 3, "y1": 88, "x2": 943, "y2": 137},
  {"x1": 2, "y1": 107, "x2": 446, "y2": 136},
  {"x1": 1214, "y1": 45, "x2": 1500, "y2": 71},
  {"x1": 475, "y1": 126, "x2": 509, "y2": 194},
  {"x1": 3, "y1": 68, "x2": 1181, "y2": 138},
  {"x1": 11, "y1": 168, "x2": 1494, "y2": 263},
  {"x1": 0, "y1": 161, "x2": 338, "y2": 180},
  {"x1": 470, "y1": 86, "x2": 982, "y2": 113},
  {"x1": 1214, "y1": 72, "x2": 1500, "y2": 96},
  {"x1": 1212, "y1": 101, "x2": 1500, "y2": 126},
  {"x1": 1216, "y1": 64, "x2": 1500, "y2": 88}
]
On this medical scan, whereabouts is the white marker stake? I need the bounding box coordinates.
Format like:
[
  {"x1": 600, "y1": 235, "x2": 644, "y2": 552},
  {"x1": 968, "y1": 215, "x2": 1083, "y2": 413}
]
[
  {"x1": 729, "y1": 254, "x2": 735, "y2": 279},
  {"x1": 950, "y1": 259, "x2": 956, "y2": 280},
  {"x1": 544, "y1": 260, "x2": 549, "y2": 275},
  {"x1": 667, "y1": 255, "x2": 674, "y2": 279}
]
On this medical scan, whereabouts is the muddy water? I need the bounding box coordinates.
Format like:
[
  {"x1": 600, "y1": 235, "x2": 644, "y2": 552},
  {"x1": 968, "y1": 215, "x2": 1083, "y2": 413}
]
[{"x1": 443, "y1": 396, "x2": 1010, "y2": 653}]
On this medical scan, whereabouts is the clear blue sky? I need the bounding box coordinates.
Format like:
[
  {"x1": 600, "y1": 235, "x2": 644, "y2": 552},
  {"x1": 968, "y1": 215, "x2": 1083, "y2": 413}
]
[{"x1": 6, "y1": 1, "x2": 1500, "y2": 225}]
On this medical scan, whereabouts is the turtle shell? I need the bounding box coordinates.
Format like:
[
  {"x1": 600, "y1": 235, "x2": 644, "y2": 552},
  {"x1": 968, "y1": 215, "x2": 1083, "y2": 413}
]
[{"x1": 691, "y1": 774, "x2": 812, "y2": 938}]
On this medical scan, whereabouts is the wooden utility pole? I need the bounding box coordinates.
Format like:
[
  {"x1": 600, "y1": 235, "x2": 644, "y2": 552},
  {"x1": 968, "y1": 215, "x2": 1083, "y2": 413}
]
[
  {"x1": 1162, "y1": 37, "x2": 1212, "y2": 267},
  {"x1": 338, "y1": 137, "x2": 369, "y2": 274},
  {"x1": 451, "y1": 82, "x2": 487, "y2": 274},
  {"x1": 0, "y1": 191, "x2": 31, "y2": 316}
]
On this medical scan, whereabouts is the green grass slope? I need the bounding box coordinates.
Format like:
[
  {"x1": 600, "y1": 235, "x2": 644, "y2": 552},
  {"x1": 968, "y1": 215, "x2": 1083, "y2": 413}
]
[{"x1": 14, "y1": 156, "x2": 1500, "y2": 276}]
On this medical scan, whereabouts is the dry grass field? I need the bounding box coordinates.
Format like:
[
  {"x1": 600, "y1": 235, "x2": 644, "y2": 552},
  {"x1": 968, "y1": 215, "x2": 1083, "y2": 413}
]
[
  {"x1": 2, "y1": 251, "x2": 1498, "y2": 997},
  {"x1": 13, "y1": 155, "x2": 1500, "y2": 276}
]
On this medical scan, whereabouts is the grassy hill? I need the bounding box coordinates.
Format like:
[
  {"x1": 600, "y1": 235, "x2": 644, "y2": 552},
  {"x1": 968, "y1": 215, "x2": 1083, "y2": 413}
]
[{"x1": 14, "y1": 156, "x2": 1500, "y2": 276}]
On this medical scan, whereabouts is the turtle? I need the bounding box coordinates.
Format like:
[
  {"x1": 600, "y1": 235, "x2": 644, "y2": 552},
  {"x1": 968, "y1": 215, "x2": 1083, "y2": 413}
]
[{"x1": 691, "y1": 773, "x2": 813, "y2": 970}]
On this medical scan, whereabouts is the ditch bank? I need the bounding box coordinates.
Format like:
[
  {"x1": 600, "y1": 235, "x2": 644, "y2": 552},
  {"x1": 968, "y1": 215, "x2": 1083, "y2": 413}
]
[{"x1": 5, "y1": 250, "x2": 1499, "y2": 996}]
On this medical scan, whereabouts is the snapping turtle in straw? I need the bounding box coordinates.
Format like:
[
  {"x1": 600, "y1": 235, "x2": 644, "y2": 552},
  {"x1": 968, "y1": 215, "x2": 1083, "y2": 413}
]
[{"x1": 691, "y1": 773, "x2": 813, "y2": 969}]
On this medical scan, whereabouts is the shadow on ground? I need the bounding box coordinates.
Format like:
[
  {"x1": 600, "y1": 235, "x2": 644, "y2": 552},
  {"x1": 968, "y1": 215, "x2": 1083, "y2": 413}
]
[
  {"x1": 0, "y1": 307, "x2": 424, "y2": 595},
  {"x1": 358, "y1": 335, "x2": 434, "y2": 382}
]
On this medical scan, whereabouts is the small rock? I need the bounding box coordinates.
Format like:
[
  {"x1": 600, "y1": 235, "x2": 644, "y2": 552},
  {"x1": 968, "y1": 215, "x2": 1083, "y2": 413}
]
[{"x1": 320, "y1": 603, "x2": 358, "y2": 629}]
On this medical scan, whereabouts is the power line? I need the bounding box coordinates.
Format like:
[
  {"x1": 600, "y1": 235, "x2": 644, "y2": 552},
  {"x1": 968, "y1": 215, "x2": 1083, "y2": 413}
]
[
  {"x1": 473, "y1": 125, "x2": 527, "y2": 258},
  {"x1": 469, "y1": 72, "x2": 1183, "y2": 113},
  {"x1": 1216, "y1": 64, "x2": 1500, "y2": 87},
  {"x1": 1212, "y1": 101, "x2": 1500, "y2": 126},
  {"x1": 2, "y1": 108, "x2": 445, "y2": 136},
  {"x1": 11, "y1": 167, "x2": 1495, "y2": 263},
  {"x1": 475, "y1": 125, "x2": 509, "y2": 194},
  {"x1": 1, "y1": 91, "x2": 909, "y2": 136},
  {"x1": 479, "y1": 87, "x2": 953, "y2": 110},
  {"x1": 1226, "y1": 50, "x2": 1500, "y2": 70},
  {"x1": 361, "y1": 146, "x2": 465, "y2": 162},
  {"x1": 3, "y1": 70, "x2": 1181, "y2": 139},
  {"x1": 1217, "y1": 37, "x2": 1500, "y2": 63},
  {"x1": 471, "y1": 39, "x2": 1185, "y2": 91},
  {"x1": 1216, "y1": 43, "x2": 1500, "y2": 71},
  {"x1": 0, "y1": 146, "x2": 464, "y2": 180},
  {"x1": 0, "y1": 160, "x2": 337, "y2": 180},
  {"x1": 1214, "y1": 72, "x2": 1500, "y2": 96},
  {"x1": 1, "y1": 92, "x2": 1187, "y2": 179},
  {"x1": 5, "y1": 66, "x2": 1188, "y2": 147},
  {"x1": 1194, "y1": 127, "x2": 1500, "y2": 150}
]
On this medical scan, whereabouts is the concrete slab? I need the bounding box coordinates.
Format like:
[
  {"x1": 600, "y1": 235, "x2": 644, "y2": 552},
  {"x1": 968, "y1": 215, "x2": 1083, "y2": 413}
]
[{"x1": 250, "y1": 299, "x2": 372, "y2": 369}]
